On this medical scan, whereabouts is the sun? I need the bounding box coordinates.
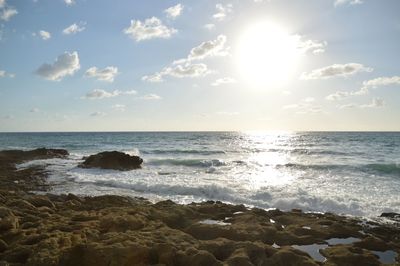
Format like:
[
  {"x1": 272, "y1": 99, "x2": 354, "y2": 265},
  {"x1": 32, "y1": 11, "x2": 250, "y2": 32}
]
[{"x1": 235, "y1": 21, "x2": 301, "y2": 89}]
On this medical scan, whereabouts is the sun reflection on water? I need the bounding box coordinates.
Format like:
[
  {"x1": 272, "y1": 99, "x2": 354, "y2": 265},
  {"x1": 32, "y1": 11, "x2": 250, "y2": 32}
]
[{"x1": 239, "y1": 131, "x2": 299, "y2": 188}]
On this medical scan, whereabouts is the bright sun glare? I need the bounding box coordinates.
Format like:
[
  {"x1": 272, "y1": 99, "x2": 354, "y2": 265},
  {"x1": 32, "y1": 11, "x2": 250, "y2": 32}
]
[{"x1": 236, "y1": 22, "x2": 301, "y2": 89}]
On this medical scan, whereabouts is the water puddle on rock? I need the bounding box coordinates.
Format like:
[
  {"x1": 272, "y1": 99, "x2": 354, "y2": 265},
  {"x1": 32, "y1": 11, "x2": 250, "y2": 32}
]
[
  {"x1": 291, "y1": 244, "x2": 328, "y2": 262},
  {"x1": 372, "y1": 250, "x2": 398, "y2": 264},
  {"x1": 326, "y1": 237, "x2": 360, "y2": 245},
  {"x1": 199, "y1": 219, "x2": 231, "y2": 226},
  {"x1": 292, "y1": 237, "x2": 361, "y2": 262}
]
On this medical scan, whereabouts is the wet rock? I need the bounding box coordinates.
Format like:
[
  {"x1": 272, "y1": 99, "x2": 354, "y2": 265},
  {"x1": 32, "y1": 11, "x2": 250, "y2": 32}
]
[
  {"x1": 266, "y1": 248, "x2": 319, "y2": 266},
  {"x1": 0, "y1": 148, "x2": 69, "y2": 163},
  {"x1": 321, "y1": 245, "x2": 381, "y2": 266},
  {"x1": 7, "y1": 199, "x2": 37, "y2": 211},
  {"x1": 66, "y1": 193, "x2": 83, "y2": 203},
  {"x1": 27, "y1": 195, "x2": 56, "y2": 209},
  {"x1": 354, "y1": 236, "x2": 391, "y2": 251},
  {"x1": 0, "y1": 207, "x2": 19, "y2": 231},
  {"x1": 79, "y1": 151, "x2": 143, "y2": 170}
]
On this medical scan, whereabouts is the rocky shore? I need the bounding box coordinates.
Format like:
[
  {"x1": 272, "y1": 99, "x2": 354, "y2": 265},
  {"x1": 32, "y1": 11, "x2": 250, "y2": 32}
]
[{"x1": 0, "y1": 149, "x2": 399, "y2": 265}]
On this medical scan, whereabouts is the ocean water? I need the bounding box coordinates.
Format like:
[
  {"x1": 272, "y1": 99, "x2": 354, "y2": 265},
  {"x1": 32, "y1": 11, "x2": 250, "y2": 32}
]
[{"x1": 1, "y1": 131, "x2": 399, "y2": 217}]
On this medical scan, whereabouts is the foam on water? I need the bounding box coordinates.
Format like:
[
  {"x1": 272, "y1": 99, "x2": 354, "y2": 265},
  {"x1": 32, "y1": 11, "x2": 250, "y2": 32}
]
[{"x1": 2, "y1": 131, "x2": 400, "y2": 217}]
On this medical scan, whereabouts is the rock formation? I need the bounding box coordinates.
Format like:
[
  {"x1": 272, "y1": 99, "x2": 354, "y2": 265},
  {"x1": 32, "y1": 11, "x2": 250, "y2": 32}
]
[{"x1": 79, "y1": 151, "x2": 143, "y2": 170}]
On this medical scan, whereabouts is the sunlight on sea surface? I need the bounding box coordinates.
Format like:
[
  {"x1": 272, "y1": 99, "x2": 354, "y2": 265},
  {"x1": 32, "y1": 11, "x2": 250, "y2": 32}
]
[{"x1": 2, "y1": 131, "x2": 400, "y2": 217}]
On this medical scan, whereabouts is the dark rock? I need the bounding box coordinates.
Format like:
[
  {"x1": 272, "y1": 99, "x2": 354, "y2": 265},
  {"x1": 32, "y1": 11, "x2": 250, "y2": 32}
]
[
  {"x1": 354, "y1": 236, "x2": 391, "y2": 251},
  {"x1": 380, "y1": 212, "x2": 400, "y2": 218},
  {"x1": 0, "y1": 148, "x2": 69, "y2": 163},
  {"x1": 79, "y1": 151, "x2": 143, "y2": 170},
  {"x1": 0, "y1": 239, "x2": 8, "y2": 252}
]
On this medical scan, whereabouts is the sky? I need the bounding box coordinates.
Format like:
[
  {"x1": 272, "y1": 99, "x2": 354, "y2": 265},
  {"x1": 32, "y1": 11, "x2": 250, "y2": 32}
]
[{"x1": 0, "y1": 0, "x2": 399, "y2": 132}]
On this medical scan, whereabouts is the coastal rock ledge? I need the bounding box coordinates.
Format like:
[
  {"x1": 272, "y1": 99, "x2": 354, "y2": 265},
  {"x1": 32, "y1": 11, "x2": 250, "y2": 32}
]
[{"x1": 79, "y1": 151, "x2": 143, "y2": 170}]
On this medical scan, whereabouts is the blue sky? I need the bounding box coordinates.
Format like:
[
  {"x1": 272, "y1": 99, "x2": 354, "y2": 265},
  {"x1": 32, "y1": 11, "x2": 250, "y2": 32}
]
[{"x1": 0, "y1": 0, "x2": 399, "y2": 131}]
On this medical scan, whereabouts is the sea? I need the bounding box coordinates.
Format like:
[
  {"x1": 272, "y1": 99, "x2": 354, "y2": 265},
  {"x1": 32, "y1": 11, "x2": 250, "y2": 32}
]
[{"x1": 0, "y1": 131, "x2": 399, "y2": 217}]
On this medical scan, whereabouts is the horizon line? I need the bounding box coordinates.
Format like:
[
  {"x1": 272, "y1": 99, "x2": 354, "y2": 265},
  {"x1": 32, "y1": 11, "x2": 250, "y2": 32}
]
[{"x1": 1, "y1": 130, "x2": 400, "y2": 134}]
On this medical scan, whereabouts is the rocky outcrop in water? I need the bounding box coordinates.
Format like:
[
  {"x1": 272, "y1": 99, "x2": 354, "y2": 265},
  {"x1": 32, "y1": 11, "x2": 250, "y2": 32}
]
[
  {"x1": 0, "y1": 148, "x2": 68, "y2": 163},
  {"x1": 79, "y1": 151, "x2": 143, "y2": 171},
  {"x1": 0, "y1": 148, "x2": 69, "y2": 192}
]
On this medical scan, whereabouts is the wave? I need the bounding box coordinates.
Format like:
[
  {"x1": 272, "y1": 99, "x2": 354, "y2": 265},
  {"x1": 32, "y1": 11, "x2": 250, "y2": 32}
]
[
  {"x1": 86, "y1": 180, "x2": 238, "y2": 202},
  {"x1": 147, "y1": 158, "x2": 226, "y2": 168},
  {"x1": 284, "y1": 148, "x2": 357, "y2": 156},
  {"x1": 71, "y1": 179, "x2": 377, "y2": 216},
  {"x1": 141, "y1": 149, "x2": 226, "y2": 155},
  {"x1": 366, "y1": 163, "x2": 400, "y2": 175}
]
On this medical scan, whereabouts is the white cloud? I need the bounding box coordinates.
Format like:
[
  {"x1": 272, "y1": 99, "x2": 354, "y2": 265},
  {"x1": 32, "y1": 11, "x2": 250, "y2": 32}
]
[
  {"x1": 62, "y1": 23, "x2": 85, "y2": 35},
  {"x1": 123, "y1": 17, "x2": 177, "y2": 42},
  {"x1": 327, "y1": 76, "x2": 400, "y2": 100},
  {"x1": 0, "y1": 0, "x2": 5, "y2": 8},
  {"x1": 204, "y1": 24, "x2": 215, "y2": 30},
  {"x1": 360, "y1": 98, "x2": 385, "y2": 108},
  {"x1": 39, "y1": 30, "x2": 51, "y2": 40},
  {"x1": 334, "y1": 0, "x2": 363, "y2": 7},
  {"x1": 30, "y1": 108, "x2": 39, "y2": 113},
  {"x1": 142, "y1": 63, "x2": 209, "y2": 82},
  {"x1": 35, "y1": 51, "x2": 80, "y2": 81},
  {"x1": 112, "y1": 104, "x2": 125, "y2": 111},
  {"x1": 164, "y1": 4, "x2": 183, "y2": 19},
  {"x1": 283, "y1": 97, "x2": 322, "y2": 114},
  {"x1": 90, "y1": 111, "x2": 106, "y2": 117},
  {"x1": 297, "y1": 37, "x2": 327, "y2": 54},
  {"x1": 338, "y1": 103, "x2": 357, "y2": 109},
  {"x1": 0, "y1": 69, "x2": 14, "y2": 78},
  {"x1": 326, "y1": 91, "x2": 350, "y2": 101},
  {"x1": 85, "y1": 66, "x2": 119, "y2": 82},
  {"x1": 142, "y1": 35, "x2": 228, "y2": 83},
  {"x1": 64, "y1": 0, "x2": 75, "y2": 6},
  {"x1": 351, "y1": 76, "x2": 400, "y2": 96},
  {"x1": 0, "y1": 7, "x2": 17, "y2": 21},
  {"x1": 211, "y1": 77, "x2": 236, "y2": 86},
  {"x1": 301, "y1": 63, "x2": 373, "y2": 80},
  {"x1": 173, "y1": 35, "x2": 229, "y2": 65},
  {"x1": 362, "y1": 76, "x2": 400, "y2": 89},
  {"x1": 83, "y1": 89, "x2": 136, "y2": 100},
  {"x1": 339, "y1": 98, "x2": 385, "y2": 109},
  {"x1": 188, "y1": 35, "x2": 228, "y2": 61},
  {"x1": 140, "y1": 94, "x2": 162, "y2": 100},
  {"x1": 213, "y1": 3, "x2": 232, "y2": 21},
  {"x1": 84, "y1": 89, "x2": 119, "y2": 99}
]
